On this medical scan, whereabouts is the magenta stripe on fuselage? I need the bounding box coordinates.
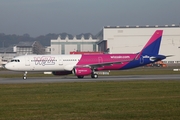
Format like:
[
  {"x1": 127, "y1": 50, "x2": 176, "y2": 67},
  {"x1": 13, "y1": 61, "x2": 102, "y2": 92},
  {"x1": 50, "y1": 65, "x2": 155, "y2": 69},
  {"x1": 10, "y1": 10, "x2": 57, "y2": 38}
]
[{"x1": 77, "y1": 54, "x2": 137, "y2": 70}]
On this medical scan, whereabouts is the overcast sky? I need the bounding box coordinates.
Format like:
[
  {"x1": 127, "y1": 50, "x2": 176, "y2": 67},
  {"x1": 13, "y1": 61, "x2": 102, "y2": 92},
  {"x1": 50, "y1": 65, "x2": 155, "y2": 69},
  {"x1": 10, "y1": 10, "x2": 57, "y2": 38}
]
[{"x1": 0, "y1": 0, "x2": 180, "y2": 37}]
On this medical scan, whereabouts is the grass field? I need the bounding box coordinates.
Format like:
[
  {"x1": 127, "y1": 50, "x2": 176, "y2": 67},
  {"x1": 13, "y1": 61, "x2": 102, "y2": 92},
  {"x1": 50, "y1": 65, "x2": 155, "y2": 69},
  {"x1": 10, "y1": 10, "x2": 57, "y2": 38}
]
[{"x1": 0, "y1": 81, "x2": 180, "y2": 120}]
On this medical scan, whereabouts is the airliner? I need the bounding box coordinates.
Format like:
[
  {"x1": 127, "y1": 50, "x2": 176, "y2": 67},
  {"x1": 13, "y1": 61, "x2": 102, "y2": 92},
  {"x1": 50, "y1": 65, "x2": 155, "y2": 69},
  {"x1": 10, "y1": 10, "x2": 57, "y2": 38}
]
[{"x1": 5, "y1": 30, "x2": 167, "y2": 79}]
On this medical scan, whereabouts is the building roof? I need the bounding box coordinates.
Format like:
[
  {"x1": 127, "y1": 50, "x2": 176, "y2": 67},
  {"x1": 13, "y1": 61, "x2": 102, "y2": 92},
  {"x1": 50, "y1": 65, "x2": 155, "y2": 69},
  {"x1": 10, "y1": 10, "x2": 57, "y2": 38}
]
[
  {"x1": 0, "y1": 47, "x2": 14, "y2": 53},
  {"x1": 0, "y1": 41, "x2": 39, "y2": 53},
  {"x1": 16, "y1": 41, "x2": 36, "y2": 47},
  {"x1": 58, "y1": 33, "x2": 97, "y2": 40},
  {"x1": 104, "y1": 24, "x2": 180, "y2": 29}
]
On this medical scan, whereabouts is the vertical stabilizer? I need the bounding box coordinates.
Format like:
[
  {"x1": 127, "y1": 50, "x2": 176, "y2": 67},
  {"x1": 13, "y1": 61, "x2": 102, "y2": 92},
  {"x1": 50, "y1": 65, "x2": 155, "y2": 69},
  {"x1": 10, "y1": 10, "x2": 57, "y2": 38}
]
[
  {"x1": 142, "y1": 30, "x2": 163, "y2": 55},
  {"x1": 136, "y1": 30, "x2": 163, "y2": 59}
]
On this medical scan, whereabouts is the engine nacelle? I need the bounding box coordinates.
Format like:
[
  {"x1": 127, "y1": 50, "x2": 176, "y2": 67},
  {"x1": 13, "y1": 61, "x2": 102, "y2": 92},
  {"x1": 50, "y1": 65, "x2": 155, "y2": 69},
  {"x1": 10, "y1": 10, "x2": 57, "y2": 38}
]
[
  {"x1": 74, "y1": 67, "x2": 92, "y2": 76},
  {"x1": 52, "y1": 71, "x2": 72, "y2": 76}
]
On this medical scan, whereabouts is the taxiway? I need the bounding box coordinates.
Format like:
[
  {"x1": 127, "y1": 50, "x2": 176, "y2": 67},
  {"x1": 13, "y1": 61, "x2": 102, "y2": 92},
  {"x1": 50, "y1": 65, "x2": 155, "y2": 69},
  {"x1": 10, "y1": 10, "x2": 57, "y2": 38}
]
[{"x1": 0, "y1": 74, "x2": 180, "y2": 84}]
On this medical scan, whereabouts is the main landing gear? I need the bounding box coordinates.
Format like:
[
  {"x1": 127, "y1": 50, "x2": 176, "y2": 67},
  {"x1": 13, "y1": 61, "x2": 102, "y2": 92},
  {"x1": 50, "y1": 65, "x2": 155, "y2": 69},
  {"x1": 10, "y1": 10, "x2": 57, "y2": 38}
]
[
  {"x1": 77, "y1": 73, "x2": 98, "y2": 79},
  {"x1": 91, "y1": 73, "x2": 98, "y2": 78},
  {"x1": 23, "y1": 71, "x2": 27, "y2": 80},
  {"x1": 91, "y1": 69, "x2": 98, "y2": 78}
]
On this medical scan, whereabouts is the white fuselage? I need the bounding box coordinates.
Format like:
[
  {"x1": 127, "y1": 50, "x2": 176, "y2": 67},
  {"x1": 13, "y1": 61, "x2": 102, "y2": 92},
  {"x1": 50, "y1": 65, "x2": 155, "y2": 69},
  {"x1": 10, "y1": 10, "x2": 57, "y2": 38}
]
[{"x1": 5, "y1": 55, "x2": 82, "y2": 71}]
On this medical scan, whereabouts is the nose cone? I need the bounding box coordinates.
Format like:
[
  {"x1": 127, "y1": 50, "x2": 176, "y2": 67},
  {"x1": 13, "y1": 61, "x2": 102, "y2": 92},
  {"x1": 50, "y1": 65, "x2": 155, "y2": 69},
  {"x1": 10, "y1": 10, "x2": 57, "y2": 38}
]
[{"x1": 5, "y1": 63, "x2": 13, "y2": 70}]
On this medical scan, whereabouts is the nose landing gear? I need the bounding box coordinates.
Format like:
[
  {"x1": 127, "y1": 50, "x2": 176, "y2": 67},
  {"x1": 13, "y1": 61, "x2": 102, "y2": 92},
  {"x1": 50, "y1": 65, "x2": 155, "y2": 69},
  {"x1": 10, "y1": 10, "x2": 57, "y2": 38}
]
[{"x1": 23, "y1": 71, "x2": 27, "y2": 80}]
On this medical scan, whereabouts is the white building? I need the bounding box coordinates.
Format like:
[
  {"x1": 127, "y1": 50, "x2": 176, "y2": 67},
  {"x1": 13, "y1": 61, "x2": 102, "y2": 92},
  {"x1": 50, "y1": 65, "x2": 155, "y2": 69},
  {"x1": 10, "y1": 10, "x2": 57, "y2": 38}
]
[
  {"x1": 98, "y1": 24, "x2": 180, "y2": 63},
  {"x1": 0, "y1": 41, "x2": 45, "y2": 64},
  {"x1": 51, "y1": 35, "x2": 99, "y2": 54},
  {"x1": 49, "y1": 24, "x2": 180, "y2": 63},
  {"x1": 45, "y1": 46, "x2": 51, "y2": 54},
  {"x1": 13, "y1": 41, "x2": 44, "y2": 55}
]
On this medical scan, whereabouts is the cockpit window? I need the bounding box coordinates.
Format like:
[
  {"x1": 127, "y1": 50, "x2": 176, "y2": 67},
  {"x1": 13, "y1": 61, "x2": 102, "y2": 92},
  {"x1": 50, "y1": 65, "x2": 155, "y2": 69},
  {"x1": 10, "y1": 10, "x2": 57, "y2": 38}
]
[{"x1": 11, "y1": 59, "x2": 20, "y2": 62}]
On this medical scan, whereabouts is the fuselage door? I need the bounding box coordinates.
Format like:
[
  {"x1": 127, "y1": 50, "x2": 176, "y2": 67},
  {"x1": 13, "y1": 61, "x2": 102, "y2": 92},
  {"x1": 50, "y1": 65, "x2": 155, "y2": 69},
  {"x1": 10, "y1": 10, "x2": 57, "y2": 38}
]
[
  {"x1": 98, "y1": 57, "x2": 103, "y2": 63},
  {"x1": 59, "y1": 56, "x2": 63, "y2": 65},
  {"x1": 140, "y1": 55, "x2": 144, "y2": 64},
  {"x1": 25, "y1": 56, "x2": 30, "y2": 66}
]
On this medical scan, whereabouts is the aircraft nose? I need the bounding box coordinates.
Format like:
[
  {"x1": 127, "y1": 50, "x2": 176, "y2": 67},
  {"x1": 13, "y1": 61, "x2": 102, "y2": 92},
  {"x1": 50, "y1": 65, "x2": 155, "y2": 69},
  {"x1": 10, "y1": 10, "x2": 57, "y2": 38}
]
[{"x1": 5, "y1": 63, "x2": 13, "y2": 70}]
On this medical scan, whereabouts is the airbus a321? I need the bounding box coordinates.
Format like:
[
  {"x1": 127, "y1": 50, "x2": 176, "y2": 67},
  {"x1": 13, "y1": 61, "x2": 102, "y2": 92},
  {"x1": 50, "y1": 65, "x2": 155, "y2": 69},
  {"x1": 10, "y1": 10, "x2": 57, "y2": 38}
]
[{"x1": 5, "y1": 30, "x2": 168, "y2": 79}]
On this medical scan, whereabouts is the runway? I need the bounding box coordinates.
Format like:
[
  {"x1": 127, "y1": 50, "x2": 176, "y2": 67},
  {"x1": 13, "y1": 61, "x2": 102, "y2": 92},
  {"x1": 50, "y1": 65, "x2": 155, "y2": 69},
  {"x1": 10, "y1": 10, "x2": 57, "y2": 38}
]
[{"x1": 0, "y1": 74, "x2": 180, "y2": 84}]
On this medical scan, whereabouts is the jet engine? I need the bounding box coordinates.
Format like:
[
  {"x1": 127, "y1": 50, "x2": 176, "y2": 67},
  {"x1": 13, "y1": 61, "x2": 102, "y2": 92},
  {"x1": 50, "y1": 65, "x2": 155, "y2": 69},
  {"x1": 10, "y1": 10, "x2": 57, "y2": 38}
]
[
  {"x1": 52, "y1": 71, "x2": 72, "y2": 76},
  {"x1": 74, "y1": 67, "x2": 92, "y2": 76}
]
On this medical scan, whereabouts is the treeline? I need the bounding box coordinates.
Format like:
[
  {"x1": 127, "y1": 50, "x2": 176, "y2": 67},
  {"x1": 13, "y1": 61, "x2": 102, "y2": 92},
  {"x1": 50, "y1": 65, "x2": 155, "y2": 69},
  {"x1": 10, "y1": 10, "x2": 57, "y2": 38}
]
[{"x1": 0, "y1": 33, "x2": 95, "y2": 47}]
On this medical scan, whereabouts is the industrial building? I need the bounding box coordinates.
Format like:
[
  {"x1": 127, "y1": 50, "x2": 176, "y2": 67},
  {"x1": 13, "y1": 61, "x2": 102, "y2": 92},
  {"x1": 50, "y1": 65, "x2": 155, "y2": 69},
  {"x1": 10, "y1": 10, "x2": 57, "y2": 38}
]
[
  {"x1": 49, "y1": 24, "x2": 180, "y2": 63},
  {"x1": 13, "y1": 41, "x2": 45, "y2": 55},
  {"x1": 97, "y1": 24, "x2": 180, "y2": 63},
  {"x1": 51, "y1": 35, "x2": 99, "y2": 54},
  {"x1": 0, "y1": 41, "x2": 44, "y2": 65}
]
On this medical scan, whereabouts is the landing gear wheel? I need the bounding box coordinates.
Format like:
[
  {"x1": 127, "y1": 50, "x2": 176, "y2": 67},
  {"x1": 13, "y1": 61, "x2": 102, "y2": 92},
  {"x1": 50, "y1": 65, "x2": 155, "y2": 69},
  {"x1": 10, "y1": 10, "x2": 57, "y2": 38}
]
[
  {"x1": 23, "y1": 71, "x2": 28, "y2": 80},
  {"x1": 77, "y1": 76, "x2": 84, "y2": 78},
  {"x1": 91, "y1": 73, "x2": 98, "y2": 79},
  {"x1": 23, "y1": 76, "x2": 27, "y2": 80}
]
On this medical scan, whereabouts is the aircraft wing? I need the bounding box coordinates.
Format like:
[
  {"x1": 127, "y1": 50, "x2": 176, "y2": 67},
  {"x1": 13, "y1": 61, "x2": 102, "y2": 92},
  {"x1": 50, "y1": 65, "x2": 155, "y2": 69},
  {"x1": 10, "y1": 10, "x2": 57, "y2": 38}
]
[{"x1": 76, "y1": 58, "x2": 135, "y2": 69}]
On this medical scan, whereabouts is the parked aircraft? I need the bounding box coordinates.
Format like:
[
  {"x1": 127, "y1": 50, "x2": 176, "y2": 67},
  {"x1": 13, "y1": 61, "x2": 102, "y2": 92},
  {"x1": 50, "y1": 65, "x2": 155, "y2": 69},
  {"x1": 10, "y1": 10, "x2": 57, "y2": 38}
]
[{"x1": 5, "y1": 30, "x2": 167, "y2": 79}]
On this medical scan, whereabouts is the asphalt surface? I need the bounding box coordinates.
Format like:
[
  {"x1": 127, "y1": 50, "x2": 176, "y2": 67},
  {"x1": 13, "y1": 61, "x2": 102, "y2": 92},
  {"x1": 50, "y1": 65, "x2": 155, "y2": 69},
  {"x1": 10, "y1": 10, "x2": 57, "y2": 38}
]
[{"x1": 0, "y1": 74, "x2": 180, "y2": 84}]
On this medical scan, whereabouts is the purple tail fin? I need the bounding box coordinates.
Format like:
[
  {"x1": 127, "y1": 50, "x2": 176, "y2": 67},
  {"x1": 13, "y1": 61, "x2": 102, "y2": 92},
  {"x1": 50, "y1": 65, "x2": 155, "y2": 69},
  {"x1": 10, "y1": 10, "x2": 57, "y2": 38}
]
[{"x1": 136, "y1": 30, "x2": 163, "y2": 59}]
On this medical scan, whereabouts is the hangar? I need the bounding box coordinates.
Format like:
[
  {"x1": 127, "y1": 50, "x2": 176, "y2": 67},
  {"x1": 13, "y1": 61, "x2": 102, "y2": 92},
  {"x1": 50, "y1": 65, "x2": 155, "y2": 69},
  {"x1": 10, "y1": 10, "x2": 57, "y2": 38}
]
[
  {"x1": 50, "y1": 24, "x2": 180, "y2": 63},
  {"x1": 51, "y1": 35, "x2": 99, "y2": 54},
  {"x1": 98, "y1": 24, "x2": 180, "y2": 63}
]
